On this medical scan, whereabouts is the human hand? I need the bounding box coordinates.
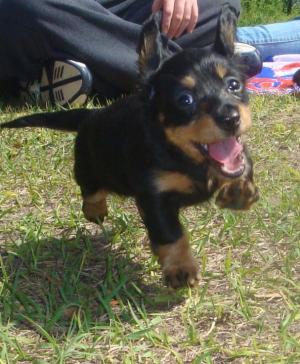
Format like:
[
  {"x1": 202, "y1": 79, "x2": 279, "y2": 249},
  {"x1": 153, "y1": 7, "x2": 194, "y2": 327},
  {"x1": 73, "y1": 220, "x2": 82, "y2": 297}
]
[{"x1": 152, "y1": 0, "x2": 199, "y2": 39}]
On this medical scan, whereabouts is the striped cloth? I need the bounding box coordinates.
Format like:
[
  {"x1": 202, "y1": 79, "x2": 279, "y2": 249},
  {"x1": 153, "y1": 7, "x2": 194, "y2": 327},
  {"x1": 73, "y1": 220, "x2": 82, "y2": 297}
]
[{"x1": 246, "y1": 54, "x2": 300, "y2": 95}]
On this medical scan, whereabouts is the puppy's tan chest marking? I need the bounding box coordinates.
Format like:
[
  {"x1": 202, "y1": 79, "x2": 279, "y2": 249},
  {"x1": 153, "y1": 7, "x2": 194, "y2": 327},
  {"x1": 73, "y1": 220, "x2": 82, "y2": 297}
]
[{"x1": 154, "y1": 171, "x2": 194, "y2": 194}]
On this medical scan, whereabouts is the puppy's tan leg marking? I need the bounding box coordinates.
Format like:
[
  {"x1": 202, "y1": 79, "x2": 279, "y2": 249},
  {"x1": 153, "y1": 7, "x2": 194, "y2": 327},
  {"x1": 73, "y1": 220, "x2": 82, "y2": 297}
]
[
  {"x1": 216, "y1": 179, "x2": 259, "y2": 210},
  {"x1": 154, "y1": 235, "x2": 200, "y2": 288},
  {"x1": 82, "y1": 190, "x2": 108, "y2": 222}
]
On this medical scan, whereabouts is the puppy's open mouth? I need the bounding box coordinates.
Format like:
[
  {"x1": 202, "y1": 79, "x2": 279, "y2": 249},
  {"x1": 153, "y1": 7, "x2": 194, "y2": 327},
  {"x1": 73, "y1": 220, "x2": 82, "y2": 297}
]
[{"x1": 197, "y1": 137, "x2": 245, "y2": 178}]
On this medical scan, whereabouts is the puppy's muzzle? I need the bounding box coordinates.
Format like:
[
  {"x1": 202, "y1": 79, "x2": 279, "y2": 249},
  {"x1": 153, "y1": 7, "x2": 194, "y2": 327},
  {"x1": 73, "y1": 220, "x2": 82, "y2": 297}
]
[{"x1": 214, "y1": 103, "x2": 240, "y2": 132}]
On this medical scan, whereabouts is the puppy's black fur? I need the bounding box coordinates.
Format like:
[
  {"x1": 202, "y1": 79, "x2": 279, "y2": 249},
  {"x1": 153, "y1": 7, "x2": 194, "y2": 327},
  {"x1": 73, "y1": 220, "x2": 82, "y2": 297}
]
[{"x1": 1, "y1": 6, "x2": 259, "y2": 288}]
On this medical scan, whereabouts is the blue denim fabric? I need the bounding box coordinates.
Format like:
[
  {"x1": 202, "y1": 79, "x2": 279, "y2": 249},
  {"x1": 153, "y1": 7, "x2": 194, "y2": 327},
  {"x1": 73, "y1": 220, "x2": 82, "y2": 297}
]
[{"x1": 237, "y1": 19, "x2": 300, "y2": 61}]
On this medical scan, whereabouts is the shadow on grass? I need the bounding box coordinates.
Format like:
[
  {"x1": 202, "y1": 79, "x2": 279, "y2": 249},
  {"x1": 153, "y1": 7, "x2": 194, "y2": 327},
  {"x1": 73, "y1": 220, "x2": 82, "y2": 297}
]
[{"x1": 0, "y1": 230, "x2": 185, "y2": 336}]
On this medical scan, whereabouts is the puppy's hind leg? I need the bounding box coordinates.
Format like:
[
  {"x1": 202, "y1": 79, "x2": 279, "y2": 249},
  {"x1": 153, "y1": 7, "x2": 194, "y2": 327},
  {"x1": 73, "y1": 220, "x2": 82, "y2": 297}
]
[{"x1": 82, "y1": 190, "x2": 108, "y2": 223}]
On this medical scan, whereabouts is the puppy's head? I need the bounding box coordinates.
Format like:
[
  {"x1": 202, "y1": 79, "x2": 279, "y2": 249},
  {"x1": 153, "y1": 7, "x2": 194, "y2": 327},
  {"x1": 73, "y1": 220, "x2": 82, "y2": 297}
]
[{"x1": 138, "y1": 6, "x2": 251, "y2": 179}]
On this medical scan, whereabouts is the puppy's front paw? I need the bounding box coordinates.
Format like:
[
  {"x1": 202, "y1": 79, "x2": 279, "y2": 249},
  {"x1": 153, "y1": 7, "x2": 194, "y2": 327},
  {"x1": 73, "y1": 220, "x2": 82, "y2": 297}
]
[
  {"x1": 163, "y1": 255, "x2": 200, "y2": 289},
  {"x1": 82, "y1": 190, "x2": 108, "y2": 223},
  {"x1": 154, "y1": 236, "x2": 200, "y2": 289},
  {"x1": 216, "y1": 179, "x2": 259, "y2": 210},
  {"x1": 82, "y1": 200, "x2": 108, "y2": 223}
]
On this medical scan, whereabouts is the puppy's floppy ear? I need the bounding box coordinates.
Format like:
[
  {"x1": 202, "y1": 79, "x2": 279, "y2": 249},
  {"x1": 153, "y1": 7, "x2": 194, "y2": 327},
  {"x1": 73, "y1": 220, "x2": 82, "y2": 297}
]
[
  {"x1": 214, "y1": 4, "x2": 238, "y2": 57},
  {"x1": 138, "y1": 12, "x2": 171, "y2": 82}
]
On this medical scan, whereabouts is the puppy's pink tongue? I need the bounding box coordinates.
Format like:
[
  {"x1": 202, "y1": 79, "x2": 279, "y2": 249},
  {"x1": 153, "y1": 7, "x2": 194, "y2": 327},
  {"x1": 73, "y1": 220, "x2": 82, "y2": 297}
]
[{"x1": 208, "y1": 137, "x2": 243, "y2": 167}]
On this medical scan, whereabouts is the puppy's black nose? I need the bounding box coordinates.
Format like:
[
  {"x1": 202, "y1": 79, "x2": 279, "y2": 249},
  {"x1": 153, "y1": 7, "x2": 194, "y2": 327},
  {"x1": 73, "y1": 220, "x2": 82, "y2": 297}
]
[{"x1": 216, "y1": 104, "x2": 240, "y2": 131}]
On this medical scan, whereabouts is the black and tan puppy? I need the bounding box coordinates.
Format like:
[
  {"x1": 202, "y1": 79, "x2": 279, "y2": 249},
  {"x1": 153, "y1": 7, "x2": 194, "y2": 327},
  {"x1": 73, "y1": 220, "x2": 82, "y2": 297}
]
[{"x1": 1, "y1": 6, "x2": 259, "y2": 288}]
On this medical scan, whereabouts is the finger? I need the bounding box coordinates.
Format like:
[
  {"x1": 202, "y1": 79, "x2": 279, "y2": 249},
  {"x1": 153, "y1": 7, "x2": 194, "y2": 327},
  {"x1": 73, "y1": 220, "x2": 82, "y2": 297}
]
[
  {"x1": 152, "y1": 0, "x2": 163, "y2": 13},
  {"x1": 174, "y1": 1, "x2": 192, "y2": 38},
  {"x1": 186, "y1": 2, "x2": 199, "y2": 33},
  {"x1": 167, "y1": 0, "x2": 185, "y2": 38},
  {"x1": 162, "y1": 0, "x2": 175, "y2": 35}
]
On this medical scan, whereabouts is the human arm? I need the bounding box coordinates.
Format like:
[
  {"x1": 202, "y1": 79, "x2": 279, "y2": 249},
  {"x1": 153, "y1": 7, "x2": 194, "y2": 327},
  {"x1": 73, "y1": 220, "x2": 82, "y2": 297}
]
[{"x1": 152, "y1": 0, "x2": 199, "y2": 38}]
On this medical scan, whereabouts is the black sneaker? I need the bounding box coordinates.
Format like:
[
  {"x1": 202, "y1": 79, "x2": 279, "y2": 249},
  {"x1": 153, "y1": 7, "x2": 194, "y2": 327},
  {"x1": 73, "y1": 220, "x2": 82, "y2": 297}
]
[
  {"x1": 234, "y1": 42, "x2": 263, "y2": 78},
  {"x1": 20, "y1": 60, "x2": 93, "y2": 107}
]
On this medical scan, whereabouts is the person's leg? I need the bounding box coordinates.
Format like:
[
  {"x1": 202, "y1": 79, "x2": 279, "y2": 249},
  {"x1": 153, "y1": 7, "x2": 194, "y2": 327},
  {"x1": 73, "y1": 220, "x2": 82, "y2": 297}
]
[
  {"x1": 0, "y1": 0, "x2": 241, "y2": 98},
  {"x1": 0, "y1": 0, "x2": 142, "y2": 96},
  {"x1": 237, "y1": 19, "x2": 300, "y2": 61}
]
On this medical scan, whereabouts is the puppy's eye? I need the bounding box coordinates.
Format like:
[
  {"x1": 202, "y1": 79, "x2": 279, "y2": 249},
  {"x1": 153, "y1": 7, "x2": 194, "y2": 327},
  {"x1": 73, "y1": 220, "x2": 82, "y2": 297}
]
[
  {"x1": 176, "y1": 92, "x2": 195, "y2": 108},
  {"x1": 227, "y1": 78, "x2": 242, "y2": 93}
]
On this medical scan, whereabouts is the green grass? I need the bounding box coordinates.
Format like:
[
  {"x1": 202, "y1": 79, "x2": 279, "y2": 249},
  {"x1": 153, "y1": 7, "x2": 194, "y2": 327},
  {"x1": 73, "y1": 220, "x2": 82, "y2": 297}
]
[
  {"x1": 1, "y1": 2, "x2": 300, "y2": 363},
  {"x1": 240, "y1": 0, "x2": 300, "y2": 25},
  {"x1": 1, "y1": 98, "x2": 300, "y2": 363}
]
